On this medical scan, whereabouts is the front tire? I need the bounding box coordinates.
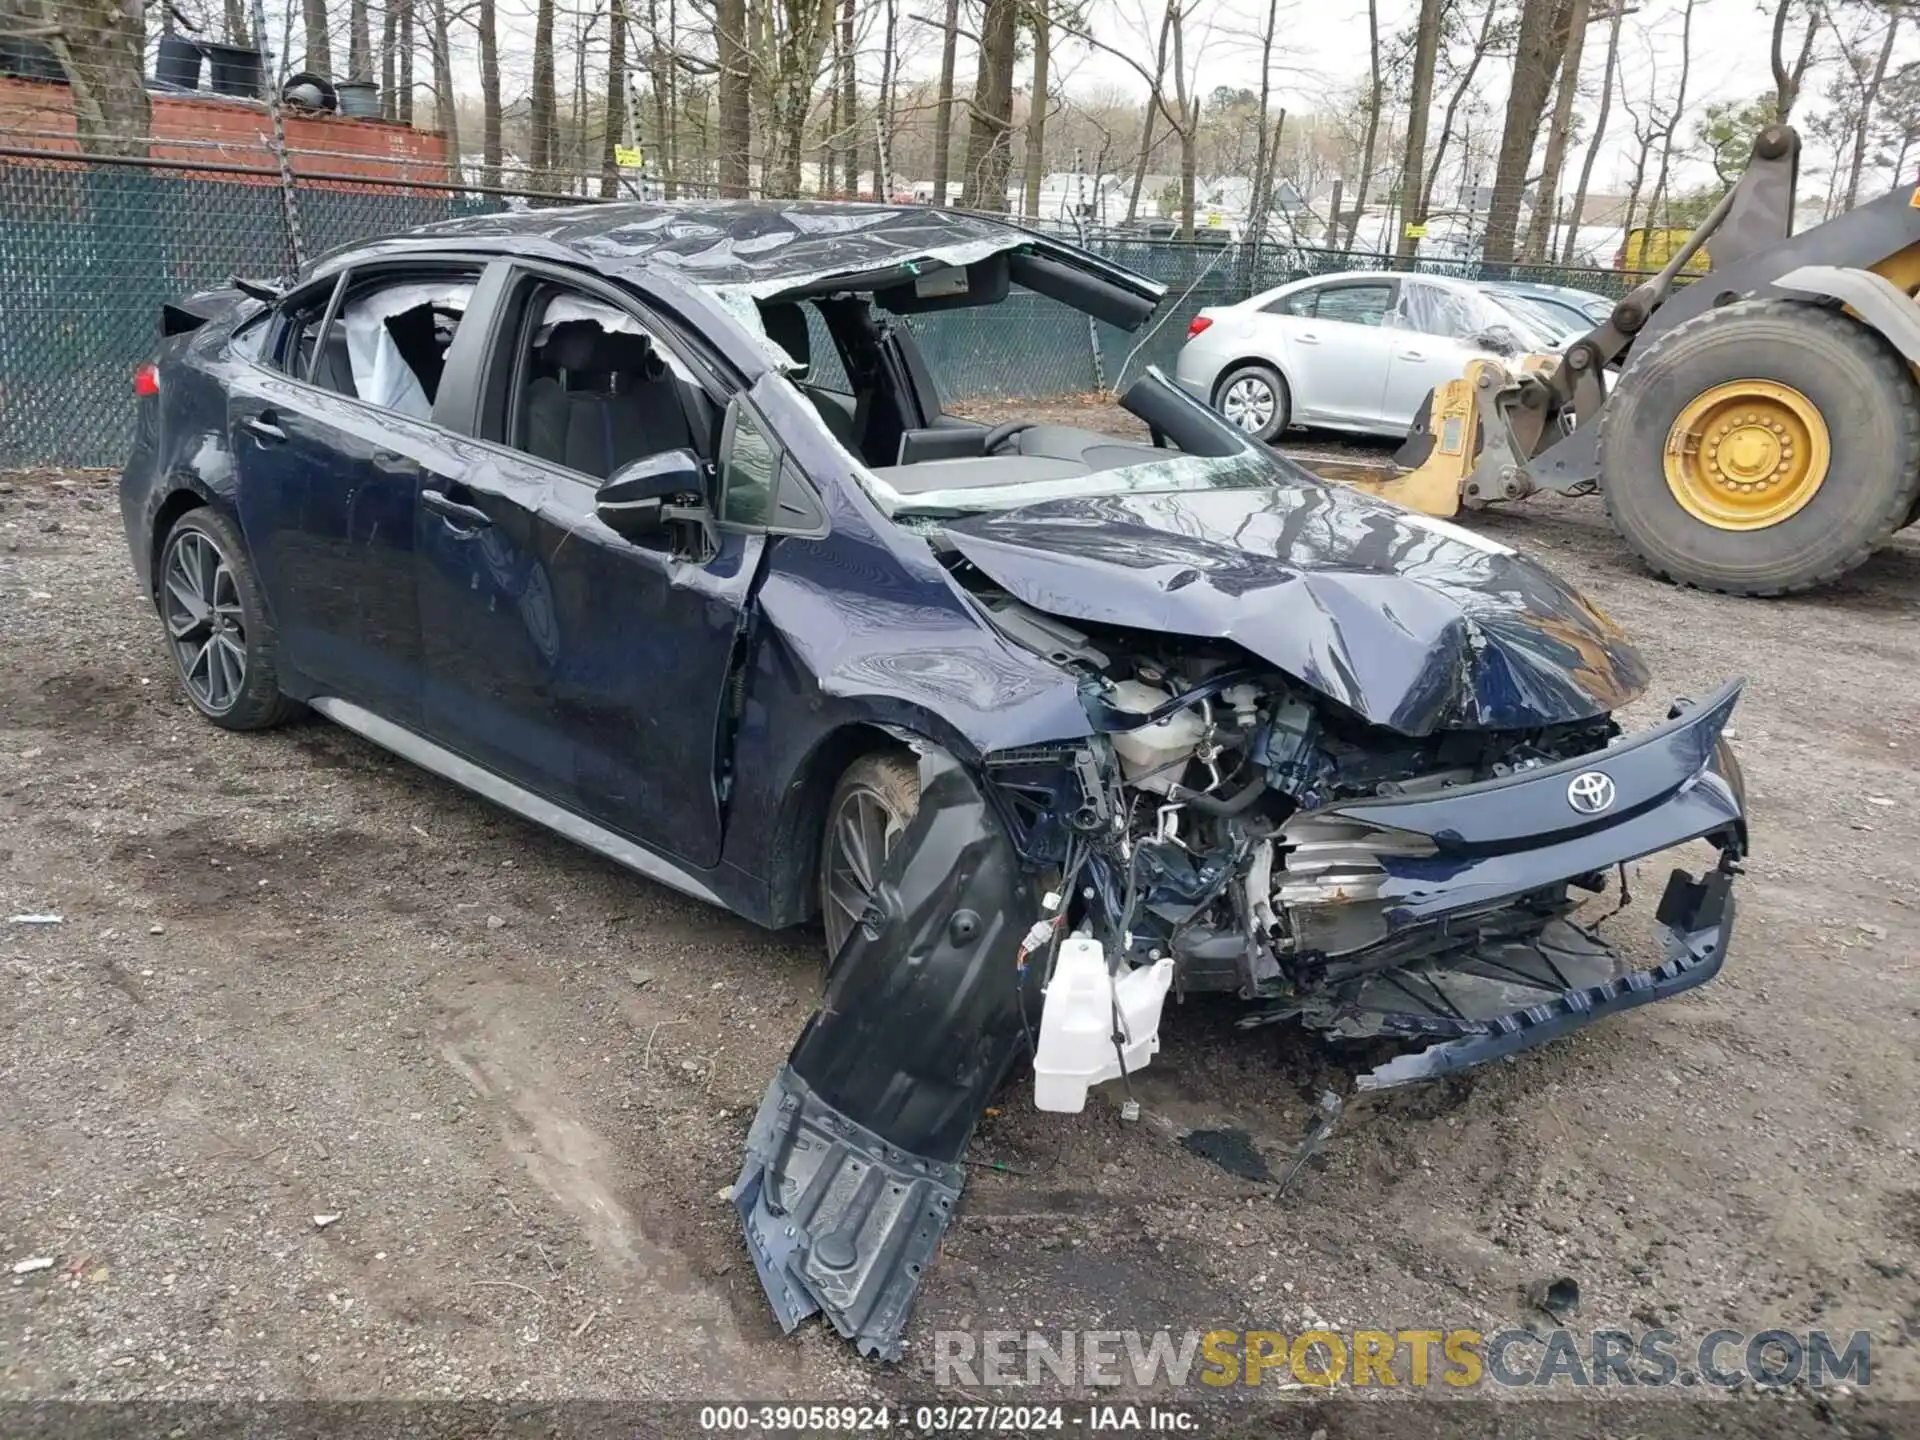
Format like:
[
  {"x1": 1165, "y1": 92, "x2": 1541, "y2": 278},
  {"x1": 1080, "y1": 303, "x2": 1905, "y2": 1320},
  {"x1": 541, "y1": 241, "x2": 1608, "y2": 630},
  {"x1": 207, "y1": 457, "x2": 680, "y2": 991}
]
[
  {"x1": 1598, "y1": 300, "x2": 1920, "y2": 595},
  {"x1": 1213, "y1": 362, "x2": 1290, "y2": 443},
  {"x1": 157, "y1": 508, "x2": 299, "y2": 731},
  {"x1": 819, "y1": 752, "x2": 921, "y2": 972}
]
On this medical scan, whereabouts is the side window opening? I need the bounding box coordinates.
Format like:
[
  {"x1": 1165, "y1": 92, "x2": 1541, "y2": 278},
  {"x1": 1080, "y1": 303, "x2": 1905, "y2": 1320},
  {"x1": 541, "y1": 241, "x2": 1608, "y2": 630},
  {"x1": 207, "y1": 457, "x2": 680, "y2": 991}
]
[
  {"x1": 334, "y1": 275, "x2": 478, "y2": 417},
  {"x1": 1262, "y1": 289, "x2": 1315, "y2": 318},
  {"x1": 1313, "y1": 284, "x2": 1394, "y2": 328},
  {"x1": 505, "y1": 286, "x2": 705, "y2": 483}
]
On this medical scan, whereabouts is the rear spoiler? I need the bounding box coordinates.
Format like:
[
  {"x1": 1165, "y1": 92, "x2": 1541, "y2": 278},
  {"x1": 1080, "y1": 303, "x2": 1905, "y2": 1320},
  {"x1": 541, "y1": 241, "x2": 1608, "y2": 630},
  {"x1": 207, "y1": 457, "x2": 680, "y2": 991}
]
[{"x1": 160, "y1": 277, "x2": 280, "y2": 338}]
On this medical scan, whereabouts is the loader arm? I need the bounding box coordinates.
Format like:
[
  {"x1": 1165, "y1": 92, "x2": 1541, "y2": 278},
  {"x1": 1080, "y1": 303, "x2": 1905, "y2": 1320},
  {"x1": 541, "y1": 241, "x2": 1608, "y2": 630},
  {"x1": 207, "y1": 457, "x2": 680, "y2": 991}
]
[{"x1": 1379, "y1": 125, "x2": 1807, "y2": 510}]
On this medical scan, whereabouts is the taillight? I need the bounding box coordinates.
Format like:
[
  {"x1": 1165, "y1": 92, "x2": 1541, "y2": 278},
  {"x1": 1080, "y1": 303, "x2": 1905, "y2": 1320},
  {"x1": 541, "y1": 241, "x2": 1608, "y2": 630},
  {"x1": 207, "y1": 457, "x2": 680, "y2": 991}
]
[
  {"x1": 133, "y1": 362, "x2": 160, "y2": 397},
  {"x1": 1187, "y1": 315, "x2": 1213, "y2": 338}
]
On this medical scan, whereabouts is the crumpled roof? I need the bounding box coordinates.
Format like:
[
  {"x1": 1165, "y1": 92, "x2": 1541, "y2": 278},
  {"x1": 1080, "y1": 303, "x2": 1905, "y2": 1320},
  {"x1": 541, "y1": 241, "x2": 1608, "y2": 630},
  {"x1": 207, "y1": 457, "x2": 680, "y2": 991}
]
[{"x1": 411, "y1": 200, "x2": 1095, "y2": 296}]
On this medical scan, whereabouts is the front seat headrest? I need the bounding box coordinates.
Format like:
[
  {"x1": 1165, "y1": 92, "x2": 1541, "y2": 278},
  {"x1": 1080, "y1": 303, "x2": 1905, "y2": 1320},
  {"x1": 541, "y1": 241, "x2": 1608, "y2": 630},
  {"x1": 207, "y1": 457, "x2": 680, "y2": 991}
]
[
  {"x1": 758, "y1": 301, "x2": 811, "y2": 375},
  {"x1": 540, "y1": 319, "x2": 602, "y2": 373}
]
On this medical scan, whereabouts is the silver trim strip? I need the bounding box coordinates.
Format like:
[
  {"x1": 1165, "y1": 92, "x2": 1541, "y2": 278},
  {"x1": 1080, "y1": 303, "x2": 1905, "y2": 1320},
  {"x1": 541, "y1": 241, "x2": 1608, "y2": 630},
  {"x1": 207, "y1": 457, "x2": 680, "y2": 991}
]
[{"x1": 309, "y1": 696, "x2": 724, "y2": 907}]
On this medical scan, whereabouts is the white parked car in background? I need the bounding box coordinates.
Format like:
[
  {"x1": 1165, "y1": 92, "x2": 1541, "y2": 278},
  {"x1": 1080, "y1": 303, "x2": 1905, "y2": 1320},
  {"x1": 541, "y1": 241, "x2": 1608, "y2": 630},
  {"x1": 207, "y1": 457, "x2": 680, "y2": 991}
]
[{"x1": 1173, "y1": 271, "x2": 1563, "y2": 442}]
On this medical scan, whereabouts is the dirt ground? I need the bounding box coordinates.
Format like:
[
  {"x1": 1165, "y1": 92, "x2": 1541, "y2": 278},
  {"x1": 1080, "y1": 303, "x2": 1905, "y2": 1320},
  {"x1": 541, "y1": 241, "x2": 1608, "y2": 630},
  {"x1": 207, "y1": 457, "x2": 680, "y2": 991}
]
[{"x1": 3, "y1": 429, "x2": 1919, "y2": 1430}]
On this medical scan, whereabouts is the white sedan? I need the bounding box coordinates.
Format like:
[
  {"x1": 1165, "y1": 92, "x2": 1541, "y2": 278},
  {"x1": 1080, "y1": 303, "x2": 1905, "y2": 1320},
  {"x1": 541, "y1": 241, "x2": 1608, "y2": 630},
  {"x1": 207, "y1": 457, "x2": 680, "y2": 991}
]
[{"x1": 1173, "y1": 270, "x2": 1563, "y2": 442}]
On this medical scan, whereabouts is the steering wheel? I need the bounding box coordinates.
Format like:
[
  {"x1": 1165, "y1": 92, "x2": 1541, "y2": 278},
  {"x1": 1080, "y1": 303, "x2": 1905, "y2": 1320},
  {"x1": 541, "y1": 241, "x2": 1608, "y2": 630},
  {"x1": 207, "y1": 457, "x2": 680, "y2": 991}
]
[{"x1": 981, "y1": 420, "x2": 1036, "y2": 455}]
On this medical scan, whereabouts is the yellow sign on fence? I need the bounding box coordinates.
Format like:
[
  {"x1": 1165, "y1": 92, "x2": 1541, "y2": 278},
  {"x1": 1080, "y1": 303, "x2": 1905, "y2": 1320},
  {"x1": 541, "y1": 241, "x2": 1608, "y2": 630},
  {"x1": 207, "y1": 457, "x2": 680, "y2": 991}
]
[
  {"x1": 614, "y1": 144, "x2": 644, "y2": 170},
  {"x1": 1404, "y1": 223, "x2": 1428, "y2": 239}
]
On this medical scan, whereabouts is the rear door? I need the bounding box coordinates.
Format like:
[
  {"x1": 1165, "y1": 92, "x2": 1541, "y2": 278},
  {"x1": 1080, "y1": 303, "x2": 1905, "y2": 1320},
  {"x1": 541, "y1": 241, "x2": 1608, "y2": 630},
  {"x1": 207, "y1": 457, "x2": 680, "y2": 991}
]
[
  {"x1": 1279, "y1": 279, "x2": 1399, "y2": 426},
  {"x1": 227, "y1": 259, "x2": 488, "y2": 726},
  {"x1": 1381, "y1": 280, "x2": 1484, "y2": 428}
]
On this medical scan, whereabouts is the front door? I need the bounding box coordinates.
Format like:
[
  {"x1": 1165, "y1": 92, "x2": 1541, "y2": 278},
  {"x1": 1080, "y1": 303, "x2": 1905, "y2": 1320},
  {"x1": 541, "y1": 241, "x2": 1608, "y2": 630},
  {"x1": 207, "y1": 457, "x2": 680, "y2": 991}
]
[{"x1": 416, "y1": 276, "x2": 751, "y2": 866}]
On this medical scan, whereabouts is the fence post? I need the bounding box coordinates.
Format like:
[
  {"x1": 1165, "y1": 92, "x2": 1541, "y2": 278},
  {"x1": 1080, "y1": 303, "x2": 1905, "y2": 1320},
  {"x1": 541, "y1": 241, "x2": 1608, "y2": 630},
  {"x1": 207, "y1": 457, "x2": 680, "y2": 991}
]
[{"x1": 250, "y1": 0, "x2": 306, "y2": 271}]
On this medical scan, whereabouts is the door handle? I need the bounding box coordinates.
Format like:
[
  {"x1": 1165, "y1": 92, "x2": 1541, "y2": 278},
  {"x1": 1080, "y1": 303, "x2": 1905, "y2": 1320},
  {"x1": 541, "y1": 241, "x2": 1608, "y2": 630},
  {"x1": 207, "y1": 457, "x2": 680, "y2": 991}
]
[
  {"x1": 242, "y1": 413, "x2": 286, "y2": 444},
  {"x1": 1296, "y1": 332, "x2": 1321, "y2": 344},
  {"x1": 422, "y1": 488, "x2": 492, "y2": 532},
  {"x1": 1398, "y1": 350, "x2": 1427, "y2": 361}
]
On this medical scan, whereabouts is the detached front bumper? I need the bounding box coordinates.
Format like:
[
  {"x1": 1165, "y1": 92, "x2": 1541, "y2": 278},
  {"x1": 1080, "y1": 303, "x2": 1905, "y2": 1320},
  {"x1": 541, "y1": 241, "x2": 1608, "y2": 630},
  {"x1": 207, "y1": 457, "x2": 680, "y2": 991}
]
[{"x1": 1303, "y1": 681, "x2": 1748, "y2": 1089}]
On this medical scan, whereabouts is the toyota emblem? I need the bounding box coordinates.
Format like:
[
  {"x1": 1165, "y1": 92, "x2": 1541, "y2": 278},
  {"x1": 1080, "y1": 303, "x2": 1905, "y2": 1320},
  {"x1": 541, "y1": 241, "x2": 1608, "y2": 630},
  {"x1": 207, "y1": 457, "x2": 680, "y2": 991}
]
[{"x1": 1566, "y1": 771, "x2": 1616, "y2": 815}]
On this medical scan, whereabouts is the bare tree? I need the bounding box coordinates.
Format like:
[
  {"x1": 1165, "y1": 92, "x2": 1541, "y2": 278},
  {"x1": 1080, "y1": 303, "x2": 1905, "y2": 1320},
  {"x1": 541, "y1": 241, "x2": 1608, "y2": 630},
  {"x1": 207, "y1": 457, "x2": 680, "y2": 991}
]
[
  {"x1": 1618, "y1": 55, "x2": 1666, "y2": 255},
  {"x1": 224, "y1": 0, "x2": 248, "y2": 46},
  {"x1": 1166, "y1": 0, "x2": 1200, "y2": 236},
  {"x1": 1522, "y1": 0, "x2": 1589, "y2": 259},
  {"x1": 1126, "y1": 5, "x2": 1171, "y2": 221},
  {"x1": 602, "y1": 0, "x2": 627, "y2": 196},
  {"x1": 1344, "y1": 0, "x2": 1383, "y2": 250},
  {"x1": 530, "y1": 0, "x2": 556, "y2": 186},
  {"x1": 1646, "y1": 0, "x2": 1696, "y2": 228},
  {"x1": 872, "y1": 0, "x2": 898, "y2": 198},
  {"x1": 1481, "y1": 0, "x2": 1575, "y2": 264},
  {"x1": 399, "y1": 0, "x2": 415, "y2": 124},
  {"x1": 1561, "y1": 0, "x2": 1621, "y2": 262},
  {"x1": 1394, "y1": 0, "x2": 1445, "y2": 261},
  {"x1": 838, "y1": 0, "x2": 857, "y2": 193},
  {"x1": 478, "y1": 0, "x2": 502, "y2": 188},
  {"x1": 37, "y1": 0, "x2": 151, "y2": 156},
  {"x1": 380, "y1": 0, "x2": 396, "y2": 115},
  {"x1": 930, "y1": 0, "x2": 960, "y2": 203},
  {"x1": 961, "y1": 0, "x2": 1019, "y2": 208},
  {"x1": 1426, "y1": 0, "x2": 1504, "y2": 215},
  {"x1": 1022, "y1": 0, "x2": 1053, "y2": 219},
  {"x1": 1246, "y1": 0, "x2": 1283, "y2": 250},
  {"x1": 302, "y1": 0, "x2": 331, "y2": 73},
  {"x1": 429, "y1": 0, "x2": 458, "y2": 165},
  {"x1": 348, "y1": 0, "x2": 371, "y2": 79},
  {"x1": 1845, "y1": 5, "x2": 1900, "y2": 208},
  {"x1": 1770, "y1": 0, "x2": 1821, "y2": 121},
  {"x1": 714, "y1": 0, "x2": 750, "y2": 195},
  {"x1": 760, "y1": 0, "x2": 839, "y2": 198}
]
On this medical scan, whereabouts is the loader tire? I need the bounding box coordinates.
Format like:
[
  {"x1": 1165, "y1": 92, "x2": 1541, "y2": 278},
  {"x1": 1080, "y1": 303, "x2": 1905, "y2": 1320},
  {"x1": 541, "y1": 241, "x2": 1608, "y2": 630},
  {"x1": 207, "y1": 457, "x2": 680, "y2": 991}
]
[{"x1": 1598, "y1": 299, "x2": 1920, "y2": 595}]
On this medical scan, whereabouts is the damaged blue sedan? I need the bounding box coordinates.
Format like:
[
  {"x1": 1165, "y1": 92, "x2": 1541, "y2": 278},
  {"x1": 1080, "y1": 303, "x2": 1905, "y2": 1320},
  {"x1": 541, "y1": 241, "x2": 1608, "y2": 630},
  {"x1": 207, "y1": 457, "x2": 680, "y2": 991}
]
[{"x1": 120, "y1": 202, "x2": 1746, "y2": 1362}]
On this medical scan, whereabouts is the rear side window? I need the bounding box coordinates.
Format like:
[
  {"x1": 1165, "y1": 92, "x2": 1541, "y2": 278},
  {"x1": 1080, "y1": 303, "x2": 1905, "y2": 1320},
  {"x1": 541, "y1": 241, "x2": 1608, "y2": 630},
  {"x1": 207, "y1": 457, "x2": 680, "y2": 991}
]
[
  {"x1": 1313, "y1": 284, "x2": 1395, "y2": 327},
  {"x1": 1261, "y1": 289, "x2": 1315, "y2": 318}
]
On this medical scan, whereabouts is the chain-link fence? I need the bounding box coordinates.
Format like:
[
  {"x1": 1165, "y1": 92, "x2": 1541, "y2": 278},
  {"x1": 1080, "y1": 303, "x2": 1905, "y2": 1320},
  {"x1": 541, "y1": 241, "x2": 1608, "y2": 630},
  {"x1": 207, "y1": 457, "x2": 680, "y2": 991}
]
[{"x1": 0, "y1": 149, "x2": 1651, "y2": 469}]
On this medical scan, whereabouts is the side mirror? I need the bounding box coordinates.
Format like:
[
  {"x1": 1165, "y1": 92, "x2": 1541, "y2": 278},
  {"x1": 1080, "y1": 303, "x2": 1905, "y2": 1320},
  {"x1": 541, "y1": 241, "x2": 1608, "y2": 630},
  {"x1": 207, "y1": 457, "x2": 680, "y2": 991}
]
[
  {"x1": 1471, "y1": 325, "x2": 1520, "y2": 357},
  {"x1": 595, "y1": 448, "x2": 705, "y2": 543}
]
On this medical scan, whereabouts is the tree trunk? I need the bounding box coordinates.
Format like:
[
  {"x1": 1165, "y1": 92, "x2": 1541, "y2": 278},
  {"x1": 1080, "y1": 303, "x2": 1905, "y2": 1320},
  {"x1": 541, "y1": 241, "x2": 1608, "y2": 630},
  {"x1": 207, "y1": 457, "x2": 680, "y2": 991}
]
[
  {"x1": 46, "y1": 0, "x2": 151, "y2": 157},
  {"x1": 1394, "y1": 0, "x2": 1444, "y2": 261},
  {"x1": 430, "y1": 0, "x2": 458, "y2": 166},
  {"x1": 930, "y1": 0, "x2": 960, "y2": 204},
  {"x1": 1022, "y1": 1, "x2": 1050, "y2": 219},
  {"x1": 1770, "y1": 0, "x2": 1818, "y2": 123},
  {"x1": 839, "y1": 0, "x2": 857, "y2": 195},
  {"x1": 1247, "y1": 0, "x2": 1280, "y2": 252},
  {"x1": 1646, "y1": 0, "x2": 1695, "y2": 228},
  {"x1": 1561, "y1": 0, "x2": 1621, "y2": 264},
  {"x1": 1480, "y1": 0, "x2": 1573, "y2": 266},
  {"x1": 766, "y1": 0, "x2": 837, "y2": 199},
  {"x1": 715, "y1": 0, "x2": 751, "y2": 196},
  {"x1": 1425, "y1": 0, "x2": 1498, "y2": 213},
  {"x1": 224, "y1": 0, "x2": 249, "y2": 47},
  {"x1": 348, "y1": 0, "x2": 371, "y2": 78},
  {"x1": 601, "y1": 0, "x2": 625, "y2": 196},
  {"x1": 530, "y1": 0, "x2": 555, "y2": 187},
  {"x1": 873, "y1": 0, "x2": 897, "y2": 198},
  {"x1": 380, "y1": 0, "x2": 396, "y2": 115},
  {"x1": 478, "y1": 0, "x2": 501, "y2": 188},
  {"x1": 303, "y1": 0, "x2": 332, "y2": 73},
  {"x1": 1169, "y1": 0, "x2": 1195, "y2": 239},
  {"x1": 1846, "y1": 11, "x2": 1900, "y2": 210},
  {"x1": 1125, "y1": 5, "x2": 1172, "y2": 222},
  {"x1": 1523, "y1": 0, "x2": 1588, "y2": 260},
  {"x1": 398, "y1": 0, "x2": 414, "y2": 124},
  {"x1": 1344, "y1": 0, "x2": 1383, "y2": 250},
  {"x1": 960, "y1": 0, "x2": 1018, "y2": 210}
]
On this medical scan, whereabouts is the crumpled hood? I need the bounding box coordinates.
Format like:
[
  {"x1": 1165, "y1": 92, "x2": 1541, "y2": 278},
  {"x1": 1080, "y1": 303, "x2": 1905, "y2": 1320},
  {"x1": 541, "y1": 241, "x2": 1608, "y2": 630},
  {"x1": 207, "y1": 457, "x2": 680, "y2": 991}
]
[{"x1": 943, "y1": 484, "x2": 1650, "y2": 735}]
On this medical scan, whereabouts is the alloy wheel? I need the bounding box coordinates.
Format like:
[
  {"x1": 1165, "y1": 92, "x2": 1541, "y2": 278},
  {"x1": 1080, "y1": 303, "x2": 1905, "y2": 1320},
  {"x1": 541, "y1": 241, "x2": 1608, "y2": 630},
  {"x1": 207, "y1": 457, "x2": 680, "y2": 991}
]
[
  {"x1": 821, "y1": 782, "x2": 909, "y2": 963},
  {"x1": 162, "y1": 529, "x2": 248, "y2": 715},
  {"x1": 1221, "y1": 375, "x2": 1275, "y2": 432}
]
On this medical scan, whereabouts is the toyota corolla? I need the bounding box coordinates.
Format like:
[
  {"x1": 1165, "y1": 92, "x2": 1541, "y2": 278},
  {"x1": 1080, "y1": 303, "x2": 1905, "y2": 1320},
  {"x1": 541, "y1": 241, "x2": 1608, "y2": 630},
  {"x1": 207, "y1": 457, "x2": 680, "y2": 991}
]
[{"x1": 120, "y1": 201, "x2": 1747, "y2": 1362}]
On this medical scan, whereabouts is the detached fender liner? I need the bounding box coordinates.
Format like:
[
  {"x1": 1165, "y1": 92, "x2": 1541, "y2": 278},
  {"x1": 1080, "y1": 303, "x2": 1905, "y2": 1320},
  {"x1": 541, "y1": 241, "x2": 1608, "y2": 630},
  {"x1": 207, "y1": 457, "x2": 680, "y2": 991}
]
[{"x1": 735, "y1": 748, "x2": 1041, "y2": 1360}]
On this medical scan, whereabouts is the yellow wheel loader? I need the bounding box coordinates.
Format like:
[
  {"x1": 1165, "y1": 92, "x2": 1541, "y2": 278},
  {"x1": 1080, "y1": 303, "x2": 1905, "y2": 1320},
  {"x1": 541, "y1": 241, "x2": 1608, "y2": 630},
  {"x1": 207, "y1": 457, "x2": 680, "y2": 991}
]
[{"x1": 1374, "y1": 125, "x2": 1920, "y2": 596}]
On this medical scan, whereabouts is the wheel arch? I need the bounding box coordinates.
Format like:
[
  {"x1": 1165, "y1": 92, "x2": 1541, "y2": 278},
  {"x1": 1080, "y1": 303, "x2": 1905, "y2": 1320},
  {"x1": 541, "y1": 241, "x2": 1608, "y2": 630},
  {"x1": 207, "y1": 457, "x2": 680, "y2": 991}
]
[
  {"x1": 762, "y1": 720, "x2": 922, "y2": 930},
  {"x1": 1770, "y1": 265, "x2": 1920, "y2": 366},
  {"x1": 1210, "y1": 354, "x2": 1294, "y2": 408},
  {"x1": 147, "y1": 482, "x2": 218, "y2": 601}
]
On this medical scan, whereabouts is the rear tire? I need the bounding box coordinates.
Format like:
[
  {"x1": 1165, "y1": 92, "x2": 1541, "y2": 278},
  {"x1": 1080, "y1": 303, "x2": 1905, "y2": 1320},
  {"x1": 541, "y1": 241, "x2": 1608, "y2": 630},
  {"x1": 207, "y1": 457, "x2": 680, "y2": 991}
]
[
  {"x1": 1598, "y1": 300, "x2": 1920, "y2": 595},
  {"x1": 157, "y1": 508, "x2": 299, "y2": 731},
  {"x1": 1213, "y1": 363, "x2": 1290, "y2": 443},
  {"x1": 819, "y1": 752, "x2": 921, "y2": 973}
]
